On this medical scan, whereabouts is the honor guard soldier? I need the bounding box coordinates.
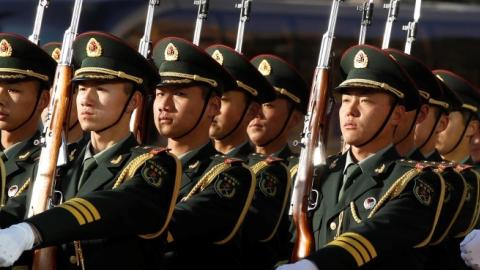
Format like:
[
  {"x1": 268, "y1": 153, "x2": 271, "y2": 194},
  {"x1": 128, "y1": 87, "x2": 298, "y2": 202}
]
[
  {"x1": 151, "y1": 37, "x2": 256, "y2": 270},
  {"x1": 0, "y1": 33, "x2": 55, "y2": 270},
  {"x1": 278, "y1": 45, "x2": 446, "y2": 270},
  {"x1": 0, "y1": 31, "x2": 181, "y2": 269},
  {"x1": 206, "y1": 44, "x2": 276, "y2": 160},
  {"x1": 0, "y1": 33, "x2": 54, "y2": 227},
  {"x1": 385, "y1": 50, "x2": 474, "y2": 270},
  {"x1": 242, "y1": 54, "x2": 309, "y2": 269}
]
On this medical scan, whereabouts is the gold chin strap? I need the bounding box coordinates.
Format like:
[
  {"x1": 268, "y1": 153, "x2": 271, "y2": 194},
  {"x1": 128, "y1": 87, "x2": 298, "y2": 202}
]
[
  {"x1": 338, "y1": 78, "x2": 405, "y2": 99},
  {"x1": 160, "y1": 71, "x2": 218, "y2": 88},
  {"x1": 74, "y1": 67, "x2": 143, "y2": 84},
  {"x1": 0, "y1": 68, "x2": 49, "y2": 81}
]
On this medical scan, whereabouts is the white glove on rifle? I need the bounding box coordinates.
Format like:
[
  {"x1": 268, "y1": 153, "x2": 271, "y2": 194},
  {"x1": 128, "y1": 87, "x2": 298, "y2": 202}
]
[
  {"x1": 0, "y1": 223, "x2": 35, "y2": 267},
  {"x1": 460, "y1": 229, "x2": 480, "y2": 270},
  {"x1": 276, "y1": 259, "x2": 319, "y2": 270}
]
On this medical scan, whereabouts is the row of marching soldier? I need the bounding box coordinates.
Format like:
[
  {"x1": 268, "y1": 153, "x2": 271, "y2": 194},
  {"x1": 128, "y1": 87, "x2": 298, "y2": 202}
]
[{"x1": 0, "y1": 0, "x2": 480, "y2": 270}]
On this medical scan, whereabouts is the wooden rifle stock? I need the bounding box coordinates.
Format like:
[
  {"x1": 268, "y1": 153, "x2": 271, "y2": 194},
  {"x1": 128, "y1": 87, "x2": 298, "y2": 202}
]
[
  {"x1": 291, "y1": 68, "x2": 329, "y2": 261},
  {"x1": 29, "y1": 65, "x2": 72, "y2": 270},
  {"x1": 290, "y1": 0, "x2": 342, "y2": 261}
]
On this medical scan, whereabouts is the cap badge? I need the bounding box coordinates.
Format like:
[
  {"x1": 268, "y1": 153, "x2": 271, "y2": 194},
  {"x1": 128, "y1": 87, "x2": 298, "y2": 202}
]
[
  {"x1": 0, "y1": 39, "x2": 13, "y2": 57},
  {"x1": 211, "y1": 49, "x2": 224, "y2": 65},
  {"x1": 353, "y1": 50, "x2": 368, "y2": 69},
  {"x1": 258, "y1": 59, "x2": 272, "y2": 76},
  {"x1": 51, "y1": 48, "x2": 61, "y2": 63},
  {"x1": 86, "y1": 38, "x2": 102, "y2": 57},
  {"x1": 165, "y1": 43, "x2": 179, "y2": 61}
]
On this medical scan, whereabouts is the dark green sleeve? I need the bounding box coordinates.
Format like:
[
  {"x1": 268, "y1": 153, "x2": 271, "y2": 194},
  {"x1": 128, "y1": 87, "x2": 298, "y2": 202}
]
[{"x1": 26, "y1": 152, "x2": 180, "y2": 247}]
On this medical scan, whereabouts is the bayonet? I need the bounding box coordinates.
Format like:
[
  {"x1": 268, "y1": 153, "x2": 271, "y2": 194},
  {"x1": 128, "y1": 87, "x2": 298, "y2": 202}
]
[
  {"x1": 403, "y1": 0, "x2": 422, "y2": 54},
  {"x1": 28, "y1": 0, "x2": 50, "y2": 45},
  {"x1": 358, "y1": 0, "x2": 374, "y2": 45},
  {"x1": 234, "y1": 0, "x2": 252, "y2": 53},
  {"x1": 382, "y1": 0, "x2": 401, "y2": 49},
  {"x1": 192, "y1": 0, "x2": 210, "y2": 45}
]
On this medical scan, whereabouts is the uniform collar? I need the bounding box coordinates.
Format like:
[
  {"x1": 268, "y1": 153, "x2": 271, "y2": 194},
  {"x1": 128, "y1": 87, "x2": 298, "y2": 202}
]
[
  {"x1": 84, "y1": 134, "x2": 132, "y2": 165},
  {"x1": 344, "y1": 144, "x2": 395, "y2": 176}
]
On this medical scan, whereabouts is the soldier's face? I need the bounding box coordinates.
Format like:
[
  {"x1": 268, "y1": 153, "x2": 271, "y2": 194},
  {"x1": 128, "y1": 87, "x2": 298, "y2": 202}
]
[
  {"x1": 76, "y1": 82, "x2": 133, "y2": 132},
  {"x1": 0, "y1": 80, "x2": 45, "y2": 131},
  {"x1": 210, "y1": 89, "x2": 250, "y2": 139},
  {"x1": 247, "y1": 97, "x2": 292, "y2": 146},
  {"x1": 154, "y1": 85, "x2": 216, "y2": 138},
  {"x1": 339, "y1": 90, "x2": 400, "y2": 147},
  {"x1": 436, "y1": 111, "x2": 466, "y2": 154},
  {"x1": 414, "y1": 106, "x2": 446, "y2": 148}
]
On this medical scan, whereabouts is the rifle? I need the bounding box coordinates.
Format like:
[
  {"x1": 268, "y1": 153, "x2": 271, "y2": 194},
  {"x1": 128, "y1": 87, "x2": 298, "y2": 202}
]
[
  {"x1": 357, "y1": 0, "x2": 374, "y2": 45},
  {"x1": 402, "y1": 0, "x2": 422, "y2": 54},
  {"x1": 27, "y1": 1, "x2": 84, "y2": 269},
  {"x1": 381, "y1": 0, "x2": 401, "y2": 49},
  {"x1": 234, "y1": 0, "x2": 252, "y2": 53},
  {"x1": 290, "y1": 0, "x2": 343, "y2": 261},
  {"x1": 130, "y1": 0, "x2": 160, "y2": 144},
  {"x1": 28, "y1": 0, "x2": 51, "y2": 45},
  {"x1": 192, "y1": 0, "x2": 210, "y2": 45}
]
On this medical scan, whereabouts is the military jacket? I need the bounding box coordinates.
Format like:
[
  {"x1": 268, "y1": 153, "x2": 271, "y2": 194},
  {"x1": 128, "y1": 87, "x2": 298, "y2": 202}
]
[
  {"x1": 241, "y1": 153, "x2": 292, "y2": 269},
  {"x1": 306, "y1": 146, "x2": 445, "y2": 270},
  {"x1": 26, "y1": 135, "x2": 181, "y2": 270},
  {"x1": 163, "y1": 142, "x2": 255, "y2": 270},
  {"x1": 0, "y1": 134, "x2": 41, "y2": 228},
  {"x1": 225, "y1": 140, "x2": 253, "y2": 162},
  {"x1": 274, "y1": 145, "x2": 299, "y2": 179}
]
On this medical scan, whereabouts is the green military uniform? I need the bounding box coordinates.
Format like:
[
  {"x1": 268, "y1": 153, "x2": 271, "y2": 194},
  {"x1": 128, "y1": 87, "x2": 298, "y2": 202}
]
[
  {"x1": 152, "y1": 37, "x2": 256, "y2": 270},
  {"x1": 22, "y1": 32, "x2": 181, "y2": 269},
  {"x1": 304, "y1": 45, "x2": 445, "y2": 270},
  {"x1": 0, "y1": 33, "x2": 56, "y2": 230},
  {"x1": 429, "y1": 70, "x2": 480, "y2": 270}
]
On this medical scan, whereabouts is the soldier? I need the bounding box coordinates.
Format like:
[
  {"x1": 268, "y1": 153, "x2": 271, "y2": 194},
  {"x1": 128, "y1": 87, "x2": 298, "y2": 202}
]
[
  {"x1": 206, "y1": 44, "x2": 275, "y2": 160},
  {"x1": 151, "y1": 37, "x2": 255, "y2": 270},
  {"x1": 0, "y1": 33, "x2": 54, "y2": 226},
  {"x1": 0, "y1": 31, "x2": 181, "y2": 269},
  {"x1": 385, "y1": 49, "x2": 449, "y2": 161},
  {"x1": 277, "y1": 44, "x2": 445, "y2": 270},
  {"x1": 434, "y1": 70, "x2": 480, "y2": 165},
  {"x1": 0, "y1": 33, "x2": 55, "y2": 270}
]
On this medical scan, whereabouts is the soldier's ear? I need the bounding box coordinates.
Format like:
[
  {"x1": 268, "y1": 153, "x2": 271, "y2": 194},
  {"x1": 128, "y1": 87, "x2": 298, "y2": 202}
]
[
  {"x1": 207, "y1": 95, "x2": 221, "y2": 119},
  {"x1": 416, "y1": 104, "x2": 430, "y2": 124},
  {"x1": 436, "y1": 113, "x2": 449, "y2": 134},
  {"x1": 466, "y1": 119, "x2": 480, "y2": 137},
  {"x1": 390, "y1": 104, "x2": 406, "y2": 126},
  {"x1": 126, "y1": 90, "x2": 142, "y2": 113},
  {"x1": 37, "y1": 90, "x2": 50, "y2": 113}
]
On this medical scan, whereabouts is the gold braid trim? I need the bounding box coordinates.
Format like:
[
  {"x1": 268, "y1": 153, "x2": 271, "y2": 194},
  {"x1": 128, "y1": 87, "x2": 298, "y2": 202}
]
[
  {"x1": 250, "y1": 160, "x2": 268, "y2": 175},
  {"x1": 215, "y1": 164, "x2": 256, "y2": 244},
  {"x1": 181, "y1": 162, "x2": 232, "y2": 202},
  {"x1": 15, "y1": 178, "x2": 31, "y2": 197},
  {"x1": 367, "y1": 169, "x2": 420, "y2": 218},
  {"x1": 290, "y1": 164, "x2": 299, "y2": 179},
  {"x1": 140, "y1": 152, "x2": 181, "y2": 239},
  {"x1": 0, "y1": 157, "x2": 5, "y2": 207},
  {"x1": 260, "y1": 162, "x2": 292, "y2": 242},
  {"x1": 112, "y1": 152, "x2": 154, "y2": 189},
  {"x1": 456, "y1": 169, "x2": 480, "y2": 238},
  {"x1": 75, "y1": 67, "x2": 143, "y2": 84},
  {"x1": 350, "y1": 202, "x2": 362, "y2": 224},
  {"x1": 431, "y1": 172, "x2": 468, "y2": 245}
]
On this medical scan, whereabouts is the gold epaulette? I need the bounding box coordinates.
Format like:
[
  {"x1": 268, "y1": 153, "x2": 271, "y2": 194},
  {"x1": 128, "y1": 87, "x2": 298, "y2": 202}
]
[{"x1": 290, "y1": 163, "x2": 299, "y2": 179}]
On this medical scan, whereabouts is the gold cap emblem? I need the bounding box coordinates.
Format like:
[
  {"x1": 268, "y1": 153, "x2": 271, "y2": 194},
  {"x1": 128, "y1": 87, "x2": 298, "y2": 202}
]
[
  {"x1": 165, "y1": 43, "x2": 179, "y2": 61},
  {"x1": 86, "y1": 38, "x2": 102, "y2": 57},
  {"x1": 211, "y1": 49, "x2": 224, "y2": 65},
  {"x1": 51, "y1": 48, "x2": 61, "y2": 63},
  {"x1": 258, "y1": 59, "x2": 271, "y2": 76},
  {"x1": 0, "y1": 39, "x2": 13, "y2": 57},
  {"x1": 353, "y1": 50, "x2": 368, "y2": 69}
]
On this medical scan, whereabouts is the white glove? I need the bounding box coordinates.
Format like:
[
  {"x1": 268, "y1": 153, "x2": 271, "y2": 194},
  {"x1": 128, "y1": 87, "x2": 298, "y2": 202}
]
[
  {"x1": 0, "y1": 223, "x2": 35, "y2": 267},
  {"x1": 460, "y1": 229, "x2": 480, "y2": 270},
  {"x1": 276, "y1": 259, "x2": 319, "y2": 270}
]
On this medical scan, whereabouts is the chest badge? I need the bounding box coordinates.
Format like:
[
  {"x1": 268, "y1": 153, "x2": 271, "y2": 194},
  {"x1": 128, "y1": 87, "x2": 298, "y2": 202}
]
[
  {"x1": 8, "y1": 185, "x2": 18, "y2": 197},
  {"x1": 363, "y1": 197, "x2": 376, "y2": 210}
]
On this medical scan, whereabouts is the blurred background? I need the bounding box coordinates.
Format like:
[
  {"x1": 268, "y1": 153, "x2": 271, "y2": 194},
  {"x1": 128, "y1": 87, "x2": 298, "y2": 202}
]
[{"x1": 2, "y1": 0, "x2": 480, "y2": 153}]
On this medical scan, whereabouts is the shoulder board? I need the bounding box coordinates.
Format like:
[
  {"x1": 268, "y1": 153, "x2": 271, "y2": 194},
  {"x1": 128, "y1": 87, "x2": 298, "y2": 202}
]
[
  {"x1": 265, "y1": 156, "x2": 284, "y2": 164},
  {"x1": 224, "y1": 157, "x2": 243, "y2": 164},
  {"x1": 456, "y1": 163, "x2": 473, "y2": 172},
  {"x1": 396, "y1": 159, "x2": 434, "y2": 171}
]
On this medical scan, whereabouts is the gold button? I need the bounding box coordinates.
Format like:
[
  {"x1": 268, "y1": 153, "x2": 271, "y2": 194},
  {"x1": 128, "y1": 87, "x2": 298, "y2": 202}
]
[
  {"x1": 330, "y1": 221, "x2": 337, "y2": 231},
  {"x1": 69, "y1": 255, "x2": 77, "y2": 265}
]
